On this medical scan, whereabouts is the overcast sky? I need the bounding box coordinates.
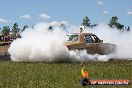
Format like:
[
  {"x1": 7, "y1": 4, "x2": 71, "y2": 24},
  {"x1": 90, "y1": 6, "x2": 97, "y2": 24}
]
[{"x1": 0, "y1": 0, "x2": 132, "y2": 28}]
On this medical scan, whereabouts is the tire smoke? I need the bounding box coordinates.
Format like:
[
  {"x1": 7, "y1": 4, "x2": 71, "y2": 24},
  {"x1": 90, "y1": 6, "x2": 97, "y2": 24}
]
[{"x1": 8, "y1": 22, "x2": 132, "y2": 62}]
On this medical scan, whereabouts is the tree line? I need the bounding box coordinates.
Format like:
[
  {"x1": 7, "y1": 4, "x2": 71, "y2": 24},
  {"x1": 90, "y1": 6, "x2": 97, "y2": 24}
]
[
  {"x1": 0, "y1": 23, "x2": 28, "y2": 36},
  {"x1": 0, "y1": 16, "x2": 130, "y2": 36},
  {"x1": 82, "y1": 16, "x2": 130, "y2": 31}
]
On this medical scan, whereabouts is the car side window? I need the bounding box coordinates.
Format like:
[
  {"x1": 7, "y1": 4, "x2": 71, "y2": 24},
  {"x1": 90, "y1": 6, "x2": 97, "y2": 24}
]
[{"x1": 85, "y1": 35, "x2": 93, "y2": 43}]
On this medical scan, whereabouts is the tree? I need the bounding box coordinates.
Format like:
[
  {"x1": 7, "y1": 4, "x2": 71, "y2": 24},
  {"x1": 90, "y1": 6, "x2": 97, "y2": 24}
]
[
  {"x1": 2, "y1": 26, "x2": 10, "y2": 36},
  {"x1": 60, "y1": 23, "x2": 65, "y2": 30},
  {"x1": 90, "y1": 24, "x2": 98, "y2": 28},
  {"x1": 0, "y1": 28, "x2": 1, "y2": 34},
  {"x1": 48, "y1": 26, "x2": 53, "y2": 30},
  {"x1": 109, "y1": 16, "x2": 118, "y2": 28},
  {"x1": 127, "y1": 26, "x2": 130, "y2": 31},
  {"x1": 21, "y1": 25, "x2": 28, "y2": 32},
  {"x1": 82, "y1": 16, "x2": 90, "y2": 27},
  {"x1": 12, "y1": 23, "x2": 20, "y2": 34},
  {"x1": 109, "y1": 16, "x2": 124, "y2": 29},
  {"x1": 116, "y1": 23, "x2": 124, "y2": 29}
]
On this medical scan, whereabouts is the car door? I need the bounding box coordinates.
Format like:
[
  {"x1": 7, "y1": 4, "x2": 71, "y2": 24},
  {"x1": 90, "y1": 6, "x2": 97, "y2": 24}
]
[{"x1": 84, "y1": 35, "x2": 102, "y2": 54}]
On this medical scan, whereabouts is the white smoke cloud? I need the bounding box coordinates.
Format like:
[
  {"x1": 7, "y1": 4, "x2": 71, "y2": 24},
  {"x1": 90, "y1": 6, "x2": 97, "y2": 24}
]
[
  {"x1": 8, "y1": 22, "x2": 132, "y2": 62},
  {"x1": 39, "y1": 14, "x2": 51, "y2": 19},
  {"x1": 69, "y1": 50, "x2": 112, "y2": 62},
  {"x1": 8, "y1": 22, "x2": 70, "y2": 62},
  {"x1": 20, "y1": 14, "x2": 32, "y2": 19}
]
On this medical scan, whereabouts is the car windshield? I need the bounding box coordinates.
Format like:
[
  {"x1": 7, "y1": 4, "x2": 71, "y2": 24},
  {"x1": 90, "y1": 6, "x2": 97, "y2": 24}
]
[{"x1": 66, "y1": 35, "x2": 78, "y2": 42}]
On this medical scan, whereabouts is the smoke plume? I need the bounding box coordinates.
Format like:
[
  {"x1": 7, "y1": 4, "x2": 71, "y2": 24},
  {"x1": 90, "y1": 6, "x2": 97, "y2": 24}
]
[{"x1": 8, "y1": 22, "x2": 132, "y2": 62}]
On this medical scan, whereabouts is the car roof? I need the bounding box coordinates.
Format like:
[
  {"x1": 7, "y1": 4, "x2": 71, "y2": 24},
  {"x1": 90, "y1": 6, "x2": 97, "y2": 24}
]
[{"x1": 67, "y1": 33, "x2": 95, "y2": 36}]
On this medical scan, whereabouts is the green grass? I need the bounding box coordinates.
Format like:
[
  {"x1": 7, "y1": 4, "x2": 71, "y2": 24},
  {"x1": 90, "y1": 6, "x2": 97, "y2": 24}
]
[{"x1": 0, "y1": 61, "x2": 131, "y2": 88}]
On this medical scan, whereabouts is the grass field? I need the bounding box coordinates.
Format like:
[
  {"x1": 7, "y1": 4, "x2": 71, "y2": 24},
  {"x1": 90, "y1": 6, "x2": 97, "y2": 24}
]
[{"x1": 0, "y1": 60, "x2": 131, "y2": 88}]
